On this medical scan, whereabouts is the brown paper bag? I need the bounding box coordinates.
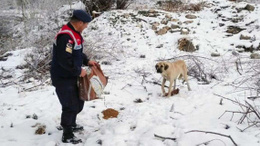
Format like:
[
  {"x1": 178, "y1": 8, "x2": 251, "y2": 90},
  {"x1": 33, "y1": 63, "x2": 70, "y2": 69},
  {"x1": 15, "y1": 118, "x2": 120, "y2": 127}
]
[{"x1": 79, "y1": 65, "x2": 108, "y2": 101}]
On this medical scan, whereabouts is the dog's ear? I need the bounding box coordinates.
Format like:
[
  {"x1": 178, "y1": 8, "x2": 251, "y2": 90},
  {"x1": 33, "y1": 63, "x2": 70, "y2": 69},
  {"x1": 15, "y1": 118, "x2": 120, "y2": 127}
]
[{"x1": 164, "y1": 64, "x2": 169, "y2": 70}]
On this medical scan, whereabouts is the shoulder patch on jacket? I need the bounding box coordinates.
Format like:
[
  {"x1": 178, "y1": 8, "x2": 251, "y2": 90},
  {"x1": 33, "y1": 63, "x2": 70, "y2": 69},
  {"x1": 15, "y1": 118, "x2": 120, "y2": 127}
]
[{"x1": 66, "y1": 42, "x2": 73, "y2": 54}]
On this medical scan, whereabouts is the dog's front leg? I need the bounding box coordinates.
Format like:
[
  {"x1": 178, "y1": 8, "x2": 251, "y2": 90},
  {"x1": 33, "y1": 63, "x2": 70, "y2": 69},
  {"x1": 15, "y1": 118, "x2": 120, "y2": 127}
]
[
  {"x1": 173, "y1": 79, "x2": 176, "y2": 90},
  {"x1": 161, "y1": 78, "x2": 166, "y2": 96},
  {"x1": 167, "y1": 80, "x2": 174, "y2": 97}
]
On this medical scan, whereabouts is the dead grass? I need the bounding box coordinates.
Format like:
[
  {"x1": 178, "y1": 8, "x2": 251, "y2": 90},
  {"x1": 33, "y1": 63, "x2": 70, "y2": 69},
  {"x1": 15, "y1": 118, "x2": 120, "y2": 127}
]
[
  {"x1": 17, "y1": 47, "x2": 51, "y2": 81},
  {"x1": 156, "y1": 1, "x2": 209, "y2": 12},
  {"x1": 178, "y1": 38, "x2": 196, "y2": 52}
]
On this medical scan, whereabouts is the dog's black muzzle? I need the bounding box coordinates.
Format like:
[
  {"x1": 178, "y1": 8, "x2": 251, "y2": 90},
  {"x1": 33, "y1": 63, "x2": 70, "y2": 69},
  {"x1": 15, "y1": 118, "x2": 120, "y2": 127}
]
[{"x1": 156, "y1": 69, "x2": 162, "y2": 73}]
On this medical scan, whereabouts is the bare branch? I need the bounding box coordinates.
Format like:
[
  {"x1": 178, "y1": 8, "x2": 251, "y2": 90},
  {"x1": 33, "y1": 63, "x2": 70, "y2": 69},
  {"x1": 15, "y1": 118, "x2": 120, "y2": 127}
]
[
  {"x1": 235, "y1": 58, "x2": 242, "y2": 75},
  {"x1": 157, "y1": 54, "x2": 218, "y2": 63},
  {"x1": 185, "y1": 130, "x2": 238, "y2": 146},
  {"x1": 213, "y1": 93, "x2": 247, "y2": 108},
  {"x1": 196, "y1": 139, "x2": 226, "y2": 146},
  {"x1": 247, "y1": 96, "x2": 260, "y2": 101},
  {"x1": 245, "y1": 101, "x2": 260, "y2": 120},
  {"x1": 154, "y1": 134, "x2": 176, "y2": 141}
]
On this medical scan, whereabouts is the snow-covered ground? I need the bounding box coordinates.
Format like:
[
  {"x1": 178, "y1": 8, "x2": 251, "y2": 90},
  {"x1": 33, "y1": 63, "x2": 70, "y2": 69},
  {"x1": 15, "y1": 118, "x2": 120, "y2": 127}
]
[{"x1": 1, "y1": 0, "x2": 260, "y2": 146}]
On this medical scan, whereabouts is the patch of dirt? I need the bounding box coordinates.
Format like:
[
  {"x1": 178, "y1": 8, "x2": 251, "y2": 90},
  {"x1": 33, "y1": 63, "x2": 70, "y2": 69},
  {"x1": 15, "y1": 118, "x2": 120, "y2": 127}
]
[{"x1": 102, "y1": 108, "x2": 119, "y2": 119}]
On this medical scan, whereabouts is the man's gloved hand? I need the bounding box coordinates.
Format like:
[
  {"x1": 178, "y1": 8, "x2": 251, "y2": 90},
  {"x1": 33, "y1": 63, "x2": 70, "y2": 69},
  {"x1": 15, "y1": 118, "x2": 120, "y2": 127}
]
[
  {"x1": 79, "y1": 68, "x2": 87, "y2": 77},
  {"x1": 88, "y1": 60, "x2": 98, "y2": 66}
]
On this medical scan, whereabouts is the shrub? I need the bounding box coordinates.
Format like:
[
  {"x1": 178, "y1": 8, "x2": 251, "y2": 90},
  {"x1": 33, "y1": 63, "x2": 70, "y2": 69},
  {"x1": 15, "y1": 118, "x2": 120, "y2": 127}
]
[
  {"x1": 81, "y1": 0, "x2": 114, "y2": 16},
  {"x1": 156, "y1": 1, "x2": 208, "y2": 12},
  {"x1": 81, "y1": 0, "x2": 132, "y2": 17},
  {"x1": 17, "y1": 47, "x2": 51, "y2": 81},
  {"x1": 116, "y1": 0, "x2": 133, "y2": 9}
]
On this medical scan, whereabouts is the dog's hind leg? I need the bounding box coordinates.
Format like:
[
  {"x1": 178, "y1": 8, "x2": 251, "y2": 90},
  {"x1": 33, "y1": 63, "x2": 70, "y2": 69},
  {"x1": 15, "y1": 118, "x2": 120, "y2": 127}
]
[
  {"x1": 184, "y1": 74, "x2": 191, "y2": 91},
  {"x1": 186, "y1": 81, "x2": 191, "y2": 91},
  {"x1": 183, "y1": 64, "x2": 191, "y2": 91},
  {"x1": 178, "y1": 74, "x2": 183, "y2": 80}
]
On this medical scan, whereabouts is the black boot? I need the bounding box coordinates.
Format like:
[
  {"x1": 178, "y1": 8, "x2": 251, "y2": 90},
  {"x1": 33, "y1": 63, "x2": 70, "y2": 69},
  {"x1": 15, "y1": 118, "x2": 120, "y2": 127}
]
[
  {"x1": 57, "y1": 124, "x2": 84, "y2": 132},
  {"x1": 72, "y1": 124, "x2": 84, "y2": 132},
  {"x1": 62, "y1": 127, "x2": 82, "y2": 144}
]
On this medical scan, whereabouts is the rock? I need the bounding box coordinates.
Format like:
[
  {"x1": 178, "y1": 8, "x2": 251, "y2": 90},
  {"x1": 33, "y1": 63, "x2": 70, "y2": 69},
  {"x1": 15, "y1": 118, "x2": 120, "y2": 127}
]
[
  {"x1": 178, "y1": 38, "x2": 196, "y2": 52},
  {"x1": 161, "y1": 18, "x2": 168, "y2": 25},
  {"x1": 237, "y1": 4, "x2": 255, "y2": 12},
  {"x1": 177, "y1": 21, "x2": 183, "y2": 25},
  {"x1": 123, "y1": 13, "x2": 130, "y2": 18},
  {"x1": 181, "y1": 28, "x2": 189, "y2": 35},
  {"x1": 231, "y1": 17, "x2": 243, "y2": 23},
  {"x1": 185, "y1": 14, "x2": 197, "y2": 19},
  {"x1": 163, "y1": 26, "x2": 171, "y2": 30},
  {"x1": 138, "y1": 10, "x2": 159, "y2": 17},
  {"x1": 152, "y1": 25, "x2": 157, "y2": 30},
  {"x1": 157, "y1": 26, "x2": 171, "y2": 35},
  {"x1": 171, "y1": 18, "x2": 179, "y2": 22},
  {"x1": 165, "y1": 14, "x2": 172, "y2": 19},
  {"x1": 211, "y1": 52, "x2": 221, "y2": 57},
  {"x1": 136, "y1": 23, "x2": 142, "y2": 28},
  {"x1": 134, "y1": 98, "x2": 143, "y2": 103},
  {"x1": 101, "y1": 61, "x2": 112, "y2": 65},
  {"x1": 169, "y1": 30, "x2": 181, "y2": 33},
  {"x1": 226, "y1": 26, "x2": 245, "y2": 34},
  {"x1": 0, "y1": 53, "x2": 12, "y2": 61},
  {"x1": 236, "y1": 45, "x2": 254, "y2": 52},
  {"x1": 239, "y1": 34, "x2": 251, "y2": 40},
  {"x1": 97, "y1": 139, "x2": 102, "y2": 145},
  {"x1": 244, "y1": 45, "x2": 255, "y2": 52},
  {"x1": 245, "y1": 4, "x2": 255, "y2": 11},
  {"x1": 32, "y1": 114, "x2": 38, "y2": 120},
  {"x1": 149, "y1": 13, "x2": 158, "y2": 17},
  {"x1": 184, "y1": 20, "x2": 193, "y2": 24},
  {"x1": 171, "y1": 24, "x2": 180, "y2": 29},
  {"x1": 140, "y1": 55, "x2": 146, "y2": 58},
  {"x1": 152, "y1": 22, "x2": 160, "y2": 30},
  {"x1": 149, "y1": 9, "x2": 156, "y2": 13},
  {"x1": 152, "y1": 22, "x2": 160, "y2": 27},
  {"x1": 35, "y1": 125, "x2": 46, "y2": 135},
  {"x1": 232, "y1": 50, "x2": 240, "y2": 56},
  {"x1": 219, "y1": 23, "x2": 225, "y2": 27},
  {"x1": 250, "y1": 53, "x2": 260, "y2": 59},
  {"x1": 237, "y1": 48, "x2": 244, "y2": 53},
  {"x1": 156, "y1": 44, "x2": 163, "y2": 48}
]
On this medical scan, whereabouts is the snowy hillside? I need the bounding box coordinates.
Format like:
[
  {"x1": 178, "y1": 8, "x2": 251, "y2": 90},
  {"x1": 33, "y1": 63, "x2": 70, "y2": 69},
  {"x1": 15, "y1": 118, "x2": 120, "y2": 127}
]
[{"x1": 1, "y1": 0, "x2": 260, "y2": 146}]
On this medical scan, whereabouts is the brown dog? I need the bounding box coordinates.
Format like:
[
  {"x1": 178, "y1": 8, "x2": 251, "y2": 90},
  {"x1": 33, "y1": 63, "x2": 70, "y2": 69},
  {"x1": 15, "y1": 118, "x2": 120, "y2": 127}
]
[{"x1": 155, "y1": 60, "x2": 191, "y2": 97}]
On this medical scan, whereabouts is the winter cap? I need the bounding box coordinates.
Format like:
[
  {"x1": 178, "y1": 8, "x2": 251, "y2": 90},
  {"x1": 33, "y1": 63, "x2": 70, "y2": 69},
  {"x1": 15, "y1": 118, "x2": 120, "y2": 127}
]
[{"x1": 72, "y1": 9, "x2": 92, "y2": 23}]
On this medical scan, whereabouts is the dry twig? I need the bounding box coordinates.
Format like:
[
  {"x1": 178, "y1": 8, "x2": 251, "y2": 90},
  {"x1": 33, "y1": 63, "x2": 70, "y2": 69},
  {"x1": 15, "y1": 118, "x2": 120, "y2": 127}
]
[
  {"x1": 215, "y1": 93, "x2": 260, "y2": 131},
  {"x1": 213, "y1": 93, "x2": 247, "y2": 108},
  {"x1": 196, "y1": 139, "x2": 226, "y2": 146},
  {"x1": 154, "y1": 134, "x2": 176, "y2": 141},
  {"x1": 185, "y1": 130, "x2": 237, "y2": 146}
]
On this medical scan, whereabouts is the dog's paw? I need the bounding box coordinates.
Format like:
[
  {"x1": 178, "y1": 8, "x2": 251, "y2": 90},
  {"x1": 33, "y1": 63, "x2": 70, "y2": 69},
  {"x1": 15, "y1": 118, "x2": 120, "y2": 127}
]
[
  {"x1": 164, "y1": 93, "x2": 170, "y2": 97},
  {"x1": 172, "y1": 88, "x2": 179, "y2": 95}
]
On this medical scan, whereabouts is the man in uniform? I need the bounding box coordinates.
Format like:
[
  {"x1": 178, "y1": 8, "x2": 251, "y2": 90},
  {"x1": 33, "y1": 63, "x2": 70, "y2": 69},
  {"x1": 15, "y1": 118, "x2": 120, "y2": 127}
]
[{"x1": 50, "y1": 9, "x2": 97, "y2": 144}]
